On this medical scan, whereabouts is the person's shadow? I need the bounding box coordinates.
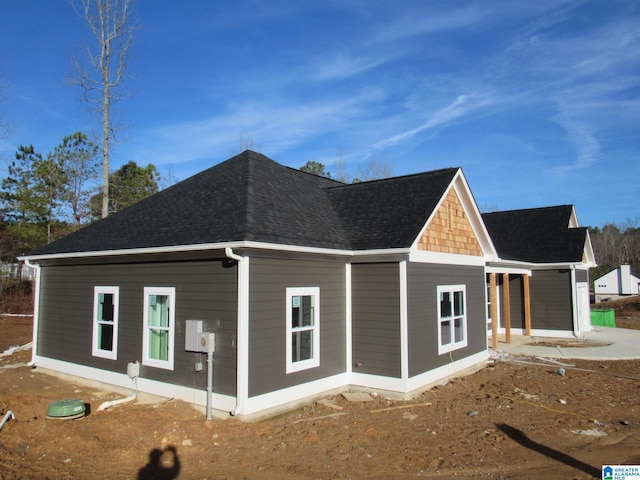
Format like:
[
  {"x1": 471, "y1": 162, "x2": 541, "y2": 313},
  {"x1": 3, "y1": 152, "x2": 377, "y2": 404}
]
[{"x1": 137, "y1": 445, "x2": 181, "y2": 480}]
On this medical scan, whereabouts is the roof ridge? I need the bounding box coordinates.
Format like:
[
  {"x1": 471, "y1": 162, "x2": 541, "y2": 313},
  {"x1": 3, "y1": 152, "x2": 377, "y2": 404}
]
[
  {"x1": 483, "y1": 204, "x2": 573, "y2": 216},
  {"x1": 328, "y1": 166, "x2": 459, "y2": 190}
]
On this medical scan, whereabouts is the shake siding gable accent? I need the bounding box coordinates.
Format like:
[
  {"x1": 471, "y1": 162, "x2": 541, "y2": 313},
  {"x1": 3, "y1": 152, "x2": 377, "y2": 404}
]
[
  {"x1": 418, "y1": 188, "x2": 483, "y2": 256},
  {"x1": 247, "y1": 256, "x2": 346, "y2": 397},
  {"x1": 530, "y1": 270, "x2": 573, "y2": 331},
  {"x1": 406, "y1": 263, "x2": 486, "y2": 378},
  {"x1": 351, "y1": 263, "x2": 401, "y2": 378},
  {"x1": 37, "y1": 259, "x2": 238, "y2": 396}
]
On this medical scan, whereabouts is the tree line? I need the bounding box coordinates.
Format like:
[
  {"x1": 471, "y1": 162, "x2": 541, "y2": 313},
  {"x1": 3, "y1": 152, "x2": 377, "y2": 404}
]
[
  {"x1": 0, "y1": 132, "x2": 160, "y2": 263},
  {"x1": 589, "y1": 221, "x2": 640, "y2": 281}
]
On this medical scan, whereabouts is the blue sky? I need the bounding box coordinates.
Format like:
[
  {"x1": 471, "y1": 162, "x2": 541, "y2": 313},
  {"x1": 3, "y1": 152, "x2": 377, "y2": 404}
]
[{"x1": 1, "y1": 1, "x2": 638, "y2": 228}]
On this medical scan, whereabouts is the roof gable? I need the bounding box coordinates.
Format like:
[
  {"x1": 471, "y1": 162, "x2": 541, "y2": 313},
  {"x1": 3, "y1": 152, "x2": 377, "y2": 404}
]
[
  {"x1": 482, "y1": 205, "x2": 589, "y2": 264},
  {"x1": 417, "y1": 186, "x2": 483, "y2": 256}
]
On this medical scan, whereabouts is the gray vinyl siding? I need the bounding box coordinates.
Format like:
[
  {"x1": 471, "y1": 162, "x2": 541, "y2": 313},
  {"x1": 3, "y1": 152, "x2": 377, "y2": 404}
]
[
  {"x1": 498, "y1": 275, "x2": 525, "y2": 330},
  {"x1": 37, "y1": 259, "x2": 238, "y2": 395},
  {"x1": 248, "y1": 257, "x2": 346, "y2": 397},
  {"x1": 407, "y1": 263, "x2": 486, "y2": 378},
  {"x1": 351, "y1": 263, "x2": 401, "y2": 378},
  {"x1": 530, "y1": 269, "x2": 573, "y2": 331}
]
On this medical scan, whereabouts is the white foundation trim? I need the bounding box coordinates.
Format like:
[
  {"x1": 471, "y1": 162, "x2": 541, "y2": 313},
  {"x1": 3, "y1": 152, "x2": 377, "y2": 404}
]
[
  {"x1": 496, "y1": 327, "x2": 576, "y2": 339},
  {"x1": 35, "y1": 356, "x2": 236, "y2": 412},
  {"x1": 242, "y1": 373, "x2": 349, "y2": 416},
  {"x1": 405, "y1": 350, "x2": 488, "y2": 392}
]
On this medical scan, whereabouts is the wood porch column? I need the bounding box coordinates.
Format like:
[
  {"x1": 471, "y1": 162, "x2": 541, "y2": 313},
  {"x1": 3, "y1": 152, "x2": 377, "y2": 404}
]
[
  {"x1": 503, "y1": 273, "x2": 511, "y2": 344},
  {"x1": 490, "y1": 273, "x2": 498, "y2": 349},
  {"x1": 523, "y1": 274, "x2": 532, "y2": 336}
]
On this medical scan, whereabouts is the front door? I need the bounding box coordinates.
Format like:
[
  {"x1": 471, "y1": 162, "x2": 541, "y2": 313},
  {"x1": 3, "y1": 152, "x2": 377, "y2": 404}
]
[{"x1": 576, "y1": 283, "x2": 591, "y2": 335}]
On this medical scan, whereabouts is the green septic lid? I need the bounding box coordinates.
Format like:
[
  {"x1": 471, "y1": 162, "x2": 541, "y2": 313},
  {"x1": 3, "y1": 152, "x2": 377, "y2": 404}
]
[{"x1": 46, "y1": 399, "x2": 86, "y2": 419}]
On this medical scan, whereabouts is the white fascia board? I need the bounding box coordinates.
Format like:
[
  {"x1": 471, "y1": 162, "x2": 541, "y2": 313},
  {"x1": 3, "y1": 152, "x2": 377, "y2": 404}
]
[
  {"x1": 451, "y1": 170, "x2": 498, "y2": 257},
  {"x1": 409, "y1": 250, "x2": 486, "y2": 266},
  {"x1": 568, "y1": 206, "x2": 579, "y2": 228},
  {"x1": 582, "y1": 230, "x2": 597, "y2": 267},
  {"x1": 18, "y1": 241, "x2": 407, "y2": 263},
  {"x1": 18, "y1": 241, "x2": 251, "y2": 262},
  {"x1": 485, "y1": 265, "x2": 532, "y2": 275},
  {"x1": 488, "y1": 259, "x2": 586, "y2": 270}
]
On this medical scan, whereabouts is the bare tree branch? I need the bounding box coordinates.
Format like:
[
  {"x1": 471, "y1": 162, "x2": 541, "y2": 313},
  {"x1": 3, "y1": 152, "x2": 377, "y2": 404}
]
[{"x1": 69, "y1": 0, "x2": 136, "y2": 219}]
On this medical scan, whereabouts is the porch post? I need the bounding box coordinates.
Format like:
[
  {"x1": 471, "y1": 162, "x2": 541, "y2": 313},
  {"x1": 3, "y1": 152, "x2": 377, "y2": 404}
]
[
  {"x1": 523, "y1": 274, "x2": 532, "y2": 336},
  {"x1": 489, "y1": 273, "x2": 498, "y2": 349},
  {"x1": 502, "y1": 273, "x2": 511, "y2": 344}
]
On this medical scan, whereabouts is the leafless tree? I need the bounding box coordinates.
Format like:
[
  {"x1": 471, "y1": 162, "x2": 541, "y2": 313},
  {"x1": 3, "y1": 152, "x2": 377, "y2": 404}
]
[
  {"x1": 333, "y1": 148, "x2": 349, "y2": 183},
  {"x1": 357, "y1": 152, "x2": 393, "y2": 181},
  {"x1": 70, "y1": 0, "x2": 136, "y2": 219}
]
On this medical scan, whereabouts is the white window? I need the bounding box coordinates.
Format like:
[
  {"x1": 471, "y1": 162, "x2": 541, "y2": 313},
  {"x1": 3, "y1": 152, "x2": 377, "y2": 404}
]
[
  {"x1": 142, "y1": 287, "x2": 176, "y2": 370},
  {"x1": 437, "y1": 285, "x2": 468, "y2": 354},
  {"x1": 286, "y1": 287, "x2": 320, "y2": 373},
  {"x1": 92, "y1": 286, "x2": 119, "y2": 360}
]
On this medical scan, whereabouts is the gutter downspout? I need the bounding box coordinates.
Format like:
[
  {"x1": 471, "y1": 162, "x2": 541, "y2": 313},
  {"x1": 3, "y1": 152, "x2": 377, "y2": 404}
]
[
  {"x1": 225, "y1": 247, "x2": 248, "y2": 417},
  {"x1": 570, "y1": 265, "x2": 580, "y2": 338},
  {"x1": 23, "y1": 259, "x2": 41, "y2": 367}
]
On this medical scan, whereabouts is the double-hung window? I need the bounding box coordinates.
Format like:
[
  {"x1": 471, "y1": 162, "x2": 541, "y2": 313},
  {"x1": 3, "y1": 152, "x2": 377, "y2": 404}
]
[
  {"x1": 142, "y1": 287, "x2": 176, "y2": 370},
  {"x1": 437, "y1": 285, "x2": 468, "y2": 354},
  {"x1": 92, "y1": 286, "x2": 119, "y2": 360},
  {"x1": 286, "y1": 287, "x2": 320, "y2": 373}
]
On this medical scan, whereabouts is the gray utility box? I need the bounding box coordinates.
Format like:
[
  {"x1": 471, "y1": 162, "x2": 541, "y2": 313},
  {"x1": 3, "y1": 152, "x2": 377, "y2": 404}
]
[{"x1": 185, "y1": 320, "x2": 215, "y2": 353}]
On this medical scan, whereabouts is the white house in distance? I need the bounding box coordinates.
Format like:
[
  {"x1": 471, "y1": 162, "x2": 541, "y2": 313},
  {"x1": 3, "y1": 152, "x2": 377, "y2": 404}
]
[{"x1": 594, "y1": 265, "x2": 640, "y2": 302}]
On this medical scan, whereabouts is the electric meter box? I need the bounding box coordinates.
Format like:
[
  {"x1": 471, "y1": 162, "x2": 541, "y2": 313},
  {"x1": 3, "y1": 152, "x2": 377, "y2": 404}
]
[
  {"x1": 198, "y1": 332, "x2": 215, "y2": 353},
  {"x1": 185, "y1": 320, "x2": 203, "y2": 352}
]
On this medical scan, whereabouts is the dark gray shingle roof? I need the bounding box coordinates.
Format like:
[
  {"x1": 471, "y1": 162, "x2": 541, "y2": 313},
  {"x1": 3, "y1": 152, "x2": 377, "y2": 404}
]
[
  {"x1": 482, "y1": 205, "x2": 587, "y2": 263},
  {"x1": 29, "y1": 151, "x2": 458, "y2": 256}
]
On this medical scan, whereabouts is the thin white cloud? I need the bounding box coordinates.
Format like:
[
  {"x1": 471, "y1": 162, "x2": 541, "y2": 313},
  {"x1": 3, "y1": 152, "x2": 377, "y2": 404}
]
[
  {"x1": 373, "y1": 93, "x2": 493, "y2": 149},
  {"x1": 551, "y1": 112, "x2": 600, "y2": 175},
  {"x1": 130, "y1": 88, "x2": 385, "y2": 166},
  {"x1": 312, "y1": 54, "x2": 389, "y2": 81}
]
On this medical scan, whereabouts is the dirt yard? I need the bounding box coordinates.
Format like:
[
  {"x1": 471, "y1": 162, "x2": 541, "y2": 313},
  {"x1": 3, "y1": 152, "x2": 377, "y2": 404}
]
[{"x1": 1, "y1": 303, "x2": 640, "y2": 480}]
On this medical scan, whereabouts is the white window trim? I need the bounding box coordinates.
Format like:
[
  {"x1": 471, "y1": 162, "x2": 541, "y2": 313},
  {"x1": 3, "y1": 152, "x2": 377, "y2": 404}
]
[
  {"x1": 142, "y1": 286, "x2": 176, "y2": 370},
  {"x1": 286, "y1": 287, "x2": 320, "y2": 373},
  {"x1": 92, "y1": 286, "x2": 119, "y2": 360},
  {"x1": 437, "y1": 284, "x2": 468, "y2": 355}
]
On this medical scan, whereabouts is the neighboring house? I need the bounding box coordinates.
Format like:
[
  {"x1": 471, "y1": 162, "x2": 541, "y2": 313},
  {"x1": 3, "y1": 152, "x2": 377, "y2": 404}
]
[
  {"x1": 482, "y1": 206, "x2": 596, "y2": 340},
  {"x1": 594, "y1": 265, "x2": 640, "y2": 302},
  {"x1": 20, "y1": 151, "x2": 498, "y2": 420}
]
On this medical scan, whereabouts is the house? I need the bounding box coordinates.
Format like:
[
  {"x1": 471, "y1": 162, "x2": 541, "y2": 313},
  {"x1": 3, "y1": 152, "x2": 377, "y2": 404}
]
[
  {"x1": 594, "y1": 265, "x2": 640, "y2": 302},
  {"x1": 20, "y1": 150, "x2": 498, "y2": 420},
  {"x1": 482, "y1": 206, "x2": 596, "y2": 341}
]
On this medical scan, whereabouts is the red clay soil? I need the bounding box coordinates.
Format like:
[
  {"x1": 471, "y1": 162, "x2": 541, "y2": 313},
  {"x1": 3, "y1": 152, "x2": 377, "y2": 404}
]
[{"x1": 1, "y1": 313, "x2": 640, "y2": 479}]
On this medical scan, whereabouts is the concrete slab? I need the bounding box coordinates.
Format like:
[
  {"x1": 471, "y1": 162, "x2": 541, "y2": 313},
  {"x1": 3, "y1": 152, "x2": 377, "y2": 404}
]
[
  {"x1": 492, "y1": 327, "x2": 640, "y2": 360},
  {"x1": 342, "y1": 392, "x2": 374, "y2": 402}
]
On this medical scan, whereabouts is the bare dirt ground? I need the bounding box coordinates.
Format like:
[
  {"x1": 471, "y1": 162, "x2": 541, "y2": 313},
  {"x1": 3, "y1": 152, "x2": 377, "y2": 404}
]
[
  {"x1": 1, "y1": 302, "x2": 640, "y2": 480},
  {"x1": 592, "y1": 296, "x2": 640, "y2": 330}
]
